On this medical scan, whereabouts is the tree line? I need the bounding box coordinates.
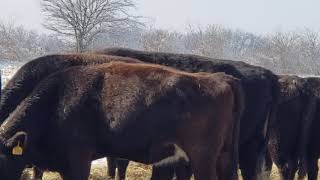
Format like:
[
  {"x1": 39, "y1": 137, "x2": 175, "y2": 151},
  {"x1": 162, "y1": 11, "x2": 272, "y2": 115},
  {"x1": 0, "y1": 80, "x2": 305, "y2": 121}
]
[{"x1": 1, "y1": 0, "x2": 320, "y2": 76}]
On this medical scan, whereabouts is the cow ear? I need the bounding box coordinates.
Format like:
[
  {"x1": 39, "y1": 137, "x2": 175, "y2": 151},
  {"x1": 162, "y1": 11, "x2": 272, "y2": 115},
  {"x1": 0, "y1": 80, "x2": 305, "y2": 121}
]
[{"x1": 6, "y1": 131, "x2": 28, "y2": 156}]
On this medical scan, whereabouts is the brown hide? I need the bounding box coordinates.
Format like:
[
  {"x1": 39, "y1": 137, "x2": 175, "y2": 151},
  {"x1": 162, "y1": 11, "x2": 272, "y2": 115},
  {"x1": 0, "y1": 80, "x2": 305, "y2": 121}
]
[{"x1": 0, "y1": 62, "x2": 244, "y2": 180}]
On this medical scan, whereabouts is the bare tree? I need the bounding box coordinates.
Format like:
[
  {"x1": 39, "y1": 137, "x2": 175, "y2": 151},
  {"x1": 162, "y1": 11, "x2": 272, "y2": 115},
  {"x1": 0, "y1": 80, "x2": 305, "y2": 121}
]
[
  {"x1": 41, "y1": 0, "x2": 142, "y2": 52},
  {"x1": 267, "y1": 32, "x2": 299, "y2": 61},
  {"x1": 0, "y1": 22, "x2": 18, "y2": 60},
  {"x1": 141, "y1": 29, "x2": 183, "y2": 52},
  {"x1": 263, "y1": 31, "x2": 300, "y2": 73},
  {"x1": 184, "y1": 25, "x2": 227, "y2": 58},
  {"x1": 293, "y1": 29, "x2": 320, "y2": 74},
  {"x1": 88, "y1": 22, "x2": 144, "y2": 50},
  {"x1": 0, "y1": 21, "x2": 68, "y2": 61},
  {"x1": 298, "y1": 29, "x2": 320, "y2": 61}
]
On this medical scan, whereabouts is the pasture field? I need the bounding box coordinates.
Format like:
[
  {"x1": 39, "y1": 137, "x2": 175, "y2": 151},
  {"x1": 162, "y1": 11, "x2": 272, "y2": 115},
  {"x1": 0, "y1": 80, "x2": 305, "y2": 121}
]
[{"x1": 20, "y1": 159, "x2": 317, "y2": 180}]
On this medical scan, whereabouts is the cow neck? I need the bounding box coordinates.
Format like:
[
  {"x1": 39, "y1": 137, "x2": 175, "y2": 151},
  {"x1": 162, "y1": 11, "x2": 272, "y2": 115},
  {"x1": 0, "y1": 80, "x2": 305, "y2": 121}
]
[
  {"x1": 0, "y1": 77, "x2": 58, "y2": 144},
  {"x1": 0, "y1": 57, "x2": 72, "y2": 126}
]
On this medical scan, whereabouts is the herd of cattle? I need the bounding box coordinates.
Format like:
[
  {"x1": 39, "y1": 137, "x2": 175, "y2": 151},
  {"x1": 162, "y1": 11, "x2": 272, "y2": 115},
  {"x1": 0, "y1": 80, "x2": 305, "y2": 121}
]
[{"x1": 0, "y1": 48, "x2": 320, "y2": 180}]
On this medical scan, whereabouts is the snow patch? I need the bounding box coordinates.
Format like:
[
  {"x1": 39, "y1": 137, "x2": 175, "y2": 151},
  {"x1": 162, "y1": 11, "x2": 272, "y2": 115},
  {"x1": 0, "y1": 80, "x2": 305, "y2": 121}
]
[{"x1": 0, "y1": 59, "x2": 25, "y2": 88}]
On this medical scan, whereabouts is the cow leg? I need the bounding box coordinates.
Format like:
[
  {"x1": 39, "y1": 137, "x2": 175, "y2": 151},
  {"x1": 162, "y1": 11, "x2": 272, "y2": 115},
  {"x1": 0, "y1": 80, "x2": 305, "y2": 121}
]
[
  {"x1": 278, "y1": 163, "x2": 289, "y2": 180},
  {"x1": 151, "y1": 166, "x2": 175, "y2": 180},
  {"x1": 33, "y1": 166, "x2": 43, "y2": 180},
  {"x1": 239, "y1": 134, "x2": 266, "y2": 180},
  {"x1": 149, "y1": 143, "x2": 191, "y2": 180},
  {"x1": 264, "y1": 149, "x2": 273, "y2": 178},
  {"x1": 217, "y1": 151, "x2": 238, "y2": 180},
  {"x1": 186, "y1": 145, "x2": 218, "y2": 180},
  {"x1": 115, "y1": 159, "x2": 129, "y2": 180},
  {"x1": 279, "y1": 159, "x2": 298, "y2": 180},
  {"x1": 60, "y1": 148, "x2": 92, "y2": 180},
  {"x1": 174, "y1": 163, "x2": 192, "y2": 180},
  {"x1": 217, "y1": 119, "x2": 239, "y2": 180},
  {"x1": 190, "y1": 153, "x2": 217, "y2": 180},
  {"x1": 107, "y1": 157, "x2": 117, "y2": 179},
  {"x1": 306, "y1": 155, "x2": 318, "y2": 180},
  {"x1": 297, "y1": 162, "x2": 307, "y2": 180},
  {"x1": 286, "y1": 158, "x2": 298, "y2": 180},
  {"x1": 151, "y1": 162, "x2": 191, "y2": 180},
  {"x1": 288, "y1": 160, "x2": 298, "y2": 180},
  {"x1": 239, "y1": 145, "x2": 259, "y2": 180}
]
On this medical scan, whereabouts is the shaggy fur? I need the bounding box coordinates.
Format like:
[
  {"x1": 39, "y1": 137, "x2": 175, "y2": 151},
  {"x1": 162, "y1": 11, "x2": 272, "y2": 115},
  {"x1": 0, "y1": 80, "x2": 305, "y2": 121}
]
[
  {"x1": 0, "y1": 54, "x2": 141, "y2": 179},
  {"x1": 266, "y1": 75, "x2": 316, "y2": 180},
  {"x1": 0, "y1": 53, "x2": 139, "y2": 123},
  {"x1": 0, "y1": 62, "x2": 244, "y2": 180},
  {"x1": 97, "y1": 47, "x2": 280, "y2": 180},
  {"x1": 298, "y1": 77, "x2": 320, "y2": 180}
]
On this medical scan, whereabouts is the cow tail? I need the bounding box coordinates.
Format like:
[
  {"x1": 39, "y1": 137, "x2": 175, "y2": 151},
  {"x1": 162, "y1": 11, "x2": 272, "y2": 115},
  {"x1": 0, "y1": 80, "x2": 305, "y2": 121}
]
[
  {"x1": 260, "y1": 75, "x2": 280, "y2": 177},
  {"x1": 264, "y1": 75, "x2": 280, "y2": 157},
  {"x1": 266, "y1": 75, "x2": 281, "y2": 140},
  {"x1": 230, "y1": 78, "x2": 245, "y2": 179}
]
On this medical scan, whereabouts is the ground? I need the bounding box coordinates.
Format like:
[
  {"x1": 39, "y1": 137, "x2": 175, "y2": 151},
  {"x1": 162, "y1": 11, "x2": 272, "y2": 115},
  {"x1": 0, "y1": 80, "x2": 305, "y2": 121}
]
[
  {"x1": 21, "y1": 159, "x2": 152, "y2": 180},
  {"x1": 20, "y1": 158, "x2": 319, "y2": 180}
]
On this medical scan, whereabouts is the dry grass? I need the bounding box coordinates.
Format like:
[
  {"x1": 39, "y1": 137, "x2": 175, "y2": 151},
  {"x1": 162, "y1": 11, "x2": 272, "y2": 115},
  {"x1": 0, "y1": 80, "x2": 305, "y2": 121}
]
[
  {"x1": 21, "y1": 160, "x2": 153, "y2": 180},
  {"x1": 21, "y1": 160, "x2": 320, "y2": 180}
]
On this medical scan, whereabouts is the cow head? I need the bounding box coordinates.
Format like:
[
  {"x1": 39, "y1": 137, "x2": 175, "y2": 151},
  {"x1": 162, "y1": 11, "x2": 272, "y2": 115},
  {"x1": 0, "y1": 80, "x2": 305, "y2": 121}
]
[{"x1": 0, "y1": 131, "x2": 28, "y2": 180}]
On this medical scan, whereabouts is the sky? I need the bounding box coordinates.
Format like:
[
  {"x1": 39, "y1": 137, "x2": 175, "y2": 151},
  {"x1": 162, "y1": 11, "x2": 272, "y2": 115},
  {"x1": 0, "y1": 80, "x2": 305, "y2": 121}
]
[{"x1": 0, "y1": 0, "x2": 319, "y2": 34}]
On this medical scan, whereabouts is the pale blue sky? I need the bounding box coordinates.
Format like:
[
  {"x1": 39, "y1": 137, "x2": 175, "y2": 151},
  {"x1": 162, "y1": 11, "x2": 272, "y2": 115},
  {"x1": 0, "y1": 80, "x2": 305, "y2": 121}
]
[{"x1": 0, "y1": 0, "x2": 319, "y2": 34}]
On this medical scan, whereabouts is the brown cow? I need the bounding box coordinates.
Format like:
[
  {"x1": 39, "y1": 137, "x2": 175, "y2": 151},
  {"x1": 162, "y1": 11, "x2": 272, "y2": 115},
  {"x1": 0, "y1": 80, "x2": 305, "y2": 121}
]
[
  {"x1": 97, "y1": 47, "x2": 280, "y2": 180},
  {"x1": 0, "y1": 62, "x2": 244, "y2": 180}
]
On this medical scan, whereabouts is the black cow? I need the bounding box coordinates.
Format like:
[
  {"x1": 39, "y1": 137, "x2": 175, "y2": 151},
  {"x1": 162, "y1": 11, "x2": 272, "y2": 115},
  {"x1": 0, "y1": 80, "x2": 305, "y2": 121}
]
[
  {"x1": 265, "y1": 75, "x2": 316, "y2": 180},
  {"x1": 0, "y1": 54, "x2": 140, "y2": 179},
  {"x1": 297, "y1": 77, "x2": 320, "y2": 180},
  {"x1": 97, "y1": 47, "x2": 280, "y2": 180},
  {"x1": 0, "y1": 62, "x2": 244, "y2": 180}
]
